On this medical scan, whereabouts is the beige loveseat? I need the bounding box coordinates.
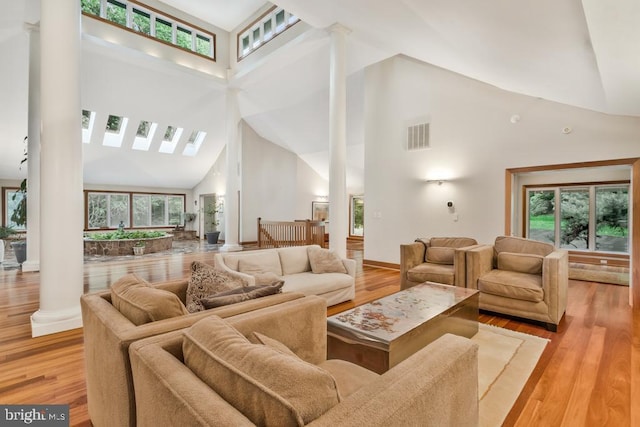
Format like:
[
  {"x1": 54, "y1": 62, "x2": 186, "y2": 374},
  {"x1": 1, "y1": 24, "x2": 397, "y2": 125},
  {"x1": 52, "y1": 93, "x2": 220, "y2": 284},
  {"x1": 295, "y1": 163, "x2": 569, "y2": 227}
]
[
  {"x1": 466, "y1": 236, "x2": 569, "y2": 331},
  {"x1": 400, "y1": 237, "x2": 479, "y2": 289},
  {"x1": 214, "y1": 245, "x2": 356, "y2": 306},
  {"x1": 80, "y1": 275, "x2": 304, "y2": 427},
  {"x1": 129, "y1": 295, "x2": 479, "y2": 427}
]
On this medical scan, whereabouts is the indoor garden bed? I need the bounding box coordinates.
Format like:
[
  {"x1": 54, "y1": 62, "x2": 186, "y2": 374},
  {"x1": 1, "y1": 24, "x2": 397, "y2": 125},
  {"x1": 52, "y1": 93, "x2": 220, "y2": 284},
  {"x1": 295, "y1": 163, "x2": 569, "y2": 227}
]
[{"x1": 84, "y1": 230, "x2": 173, "y2": 256}]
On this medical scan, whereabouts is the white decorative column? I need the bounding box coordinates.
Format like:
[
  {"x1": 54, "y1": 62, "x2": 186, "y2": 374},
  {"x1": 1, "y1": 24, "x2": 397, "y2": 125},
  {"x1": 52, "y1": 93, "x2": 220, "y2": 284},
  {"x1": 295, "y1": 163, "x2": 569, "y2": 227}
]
[
  {"x1": 22, "y1": 23, "x2": 41, "y2": 273},
  {"x1": 220, "y1": 87, "x2": 243, "y2": 252},
  {"x1": 328, "y1": 24, "x2": 350, "y2": 258},
  {"x1": 32, "y1": 0, "x2": 84, "y2": 336}
]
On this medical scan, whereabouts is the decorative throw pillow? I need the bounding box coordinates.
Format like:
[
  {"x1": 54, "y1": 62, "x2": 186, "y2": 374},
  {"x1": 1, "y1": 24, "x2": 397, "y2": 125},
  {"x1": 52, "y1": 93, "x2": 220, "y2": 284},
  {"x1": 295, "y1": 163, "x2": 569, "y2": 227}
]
[
  {"x1": 110, "y1": 273, "x2": 188, "y2": 325},
  {"x1": 307, "y1": 246, "x2": 347, "y2": 274},
  {"x1": 223, "y1": 251, "x2": 283, "y2": 276},
  {"x1": 238, "y1": 259, "x2": 283, "y2": 285},
  {"x1": 497, "y1": 252, "x2": 544, "y2": 275},
  {"x1": 183, "y1": 316, "x2": 340, "y2": 426},
  {"x1": 200, "y1": 282, "x2": 284, "y2": 309},
  {"x1": 186, "y1": 261, "x2": 248, "y2": 313},
  {"x1": 426, "y1": 246, "x2": 455, "y2": 265}
]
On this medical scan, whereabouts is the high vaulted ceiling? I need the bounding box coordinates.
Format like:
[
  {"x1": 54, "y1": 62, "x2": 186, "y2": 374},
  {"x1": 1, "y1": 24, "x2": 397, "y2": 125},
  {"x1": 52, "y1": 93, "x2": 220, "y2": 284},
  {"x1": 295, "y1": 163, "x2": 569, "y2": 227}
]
[
  {"x1": 0, "y1": 0, "x2": 638, "y2": 189},
  {"x1": 265, "y1": 0, "x2": 640, "y2": 117}
]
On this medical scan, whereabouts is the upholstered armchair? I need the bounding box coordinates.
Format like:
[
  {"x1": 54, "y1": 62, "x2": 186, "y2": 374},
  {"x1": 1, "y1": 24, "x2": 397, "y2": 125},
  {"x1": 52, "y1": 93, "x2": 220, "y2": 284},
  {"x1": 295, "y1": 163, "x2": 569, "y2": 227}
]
[
  {"x1": 400, "y1": 237, "x2": 479, "y2": 289},
  {"x1": 466, "y1": 236, "x2": 569, "y2": 331},
  {"x1": 129, "y1": 295, "x2": 479, "y2": 427}
]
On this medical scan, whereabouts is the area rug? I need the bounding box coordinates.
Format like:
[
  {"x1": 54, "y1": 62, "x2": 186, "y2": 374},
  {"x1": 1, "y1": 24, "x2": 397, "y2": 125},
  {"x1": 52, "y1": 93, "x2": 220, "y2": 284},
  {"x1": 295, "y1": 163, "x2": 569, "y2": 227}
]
[{"x1": 472, "y1": 324, "x2": 549, "y2": 427}]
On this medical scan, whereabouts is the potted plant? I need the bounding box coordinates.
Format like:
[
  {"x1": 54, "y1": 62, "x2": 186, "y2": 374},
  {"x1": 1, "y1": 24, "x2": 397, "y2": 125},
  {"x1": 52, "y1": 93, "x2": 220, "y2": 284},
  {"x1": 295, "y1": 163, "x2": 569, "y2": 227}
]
[
  {"x1": 133, "y1": 241, "x2": 145, "y2": 256},
  {"x1": 204, "y1": 202, "x2": 222, "y2": 244},
  {"x1": 183, "y1": 212, "x2": 197, "y2": 233},
  {"x1": 0, "y1": 225, "x2": 16, "y2": 264}
]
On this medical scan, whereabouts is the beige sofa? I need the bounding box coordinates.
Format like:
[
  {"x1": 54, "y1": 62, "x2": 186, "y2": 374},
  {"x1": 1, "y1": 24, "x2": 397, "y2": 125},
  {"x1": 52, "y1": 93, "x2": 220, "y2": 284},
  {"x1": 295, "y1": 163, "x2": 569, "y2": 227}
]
[
  {"x1": 400, "y1": 237, "x2": 479, "y2": 289},
  {"x1": 129, "y1": 295, "x2": 479, "y2": 427},
  {"x1": 214, "y1": 245, "x2": 356, "y2": 306},
  {"x1": 80, "y1": 276, "x2": 304, "y2": 427},
  {"x1": 466, "y1": 236, "x2": 569, "y2": 331}
]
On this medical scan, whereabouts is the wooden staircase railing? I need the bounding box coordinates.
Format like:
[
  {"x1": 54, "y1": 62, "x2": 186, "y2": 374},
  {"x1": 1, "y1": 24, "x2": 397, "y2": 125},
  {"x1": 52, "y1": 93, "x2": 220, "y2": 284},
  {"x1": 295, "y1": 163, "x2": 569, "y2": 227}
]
[{"x1": 257, "y1": 218, "x2": 326, "y2": 248}]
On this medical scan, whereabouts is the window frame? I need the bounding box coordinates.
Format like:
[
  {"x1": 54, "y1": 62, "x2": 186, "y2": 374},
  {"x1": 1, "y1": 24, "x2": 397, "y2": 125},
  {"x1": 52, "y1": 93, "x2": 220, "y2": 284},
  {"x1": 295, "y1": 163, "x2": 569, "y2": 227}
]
[
  {"x1": 349, "y1": 195, "x2": 364, "y2": 238},
  {"x1": 2, "y1": 187, "x2": 26, "y2": 231},
  {"x1": 525, "y1": 181, "x2": 630, "y2": 254},
  {"x1": 86, "y1": 192, "x2": 131, "y2": 229},
  {"x1": 85, "y1": 190, "x2": 185, "y2": 230},
  {"x1": 81, "y1": 0, "x2": 216, "y2": 61},
  {"x1": 236, "y1": 5, "x2": 300, "y2": 61}
]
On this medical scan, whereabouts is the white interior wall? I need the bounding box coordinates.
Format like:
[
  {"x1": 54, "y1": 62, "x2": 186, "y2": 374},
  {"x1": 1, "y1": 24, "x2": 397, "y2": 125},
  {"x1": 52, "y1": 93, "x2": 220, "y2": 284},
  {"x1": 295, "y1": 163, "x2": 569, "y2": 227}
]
[
  {"x1": 192, "y1": 148, "x2": 227, "y2": 237},
  {"x1": 295, "y1": 157, "x2": 329, "y2": 220},
  {"x1": 512, "y1": 166, "x2": 632, "y2": 237},
  {"x1": 190, "y1": 124, "x2": 329, "y2": 243},
  {"x1": 364, "y1": 55, "x2": 640, "y2": 264},
  {"x1": 0, "y1": 32, "x2": 29, "y2": 180},
  {"x1": 241, "y1": 122, "x2": 298, "y2": 242}
]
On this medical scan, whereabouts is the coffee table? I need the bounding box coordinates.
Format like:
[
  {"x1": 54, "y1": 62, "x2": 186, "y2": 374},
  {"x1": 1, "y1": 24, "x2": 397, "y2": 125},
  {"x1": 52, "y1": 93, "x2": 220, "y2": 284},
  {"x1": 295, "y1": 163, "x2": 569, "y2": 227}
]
[{"x1": 327, "y1": 282, "x2": 479, "y2": 374}]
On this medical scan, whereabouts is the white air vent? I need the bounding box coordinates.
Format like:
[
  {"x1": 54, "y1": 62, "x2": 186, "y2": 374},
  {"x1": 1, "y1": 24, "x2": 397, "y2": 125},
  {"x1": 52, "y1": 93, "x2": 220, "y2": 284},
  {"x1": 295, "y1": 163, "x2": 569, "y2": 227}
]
[{"x1": 406, "y1": 122, "x2": 430, "y2": 151}]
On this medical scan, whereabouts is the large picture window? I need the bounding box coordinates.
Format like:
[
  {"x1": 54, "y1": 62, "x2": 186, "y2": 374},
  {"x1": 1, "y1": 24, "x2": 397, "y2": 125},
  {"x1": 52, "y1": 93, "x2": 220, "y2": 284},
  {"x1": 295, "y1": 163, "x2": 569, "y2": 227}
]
[
  {"x1": 132, "y1": 194, "x2": 184, "y2": 227},
  {"x1": 87, "y1": 191, "x2": 184, "y2": 229},
  {"x1": 526, "y1": 184, "x2": 629, "y2": 253},
  {"x1": 3, "y1": 188, "x2": 26, "y2": 231},
  {"x1": 87, "y1": 193, "x2": 130, "y2": 229}
]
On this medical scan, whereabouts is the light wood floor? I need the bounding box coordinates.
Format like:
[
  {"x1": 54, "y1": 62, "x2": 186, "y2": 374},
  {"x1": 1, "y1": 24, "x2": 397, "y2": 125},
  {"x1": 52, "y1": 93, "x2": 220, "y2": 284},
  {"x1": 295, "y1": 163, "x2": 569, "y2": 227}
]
[{"x1": 0, "y1": 244, "x2": 636, "y2": 426}]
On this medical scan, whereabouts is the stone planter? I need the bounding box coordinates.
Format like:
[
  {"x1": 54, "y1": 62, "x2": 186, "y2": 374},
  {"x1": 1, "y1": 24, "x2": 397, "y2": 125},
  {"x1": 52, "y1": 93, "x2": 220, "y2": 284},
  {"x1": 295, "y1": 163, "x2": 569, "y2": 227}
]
[
  {"x1": 133, "y1": 246, "x2": 145, "y2": 256},
  {"x1": 84, "y1": 234, "x2": 173, "y2": 256}
]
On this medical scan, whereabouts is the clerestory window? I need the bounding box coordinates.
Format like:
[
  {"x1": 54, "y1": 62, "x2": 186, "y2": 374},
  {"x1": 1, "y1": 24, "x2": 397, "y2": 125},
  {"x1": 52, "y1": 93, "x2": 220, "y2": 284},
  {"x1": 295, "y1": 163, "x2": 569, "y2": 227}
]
[
  {"x1": 81, "y1": 0, "x2": 216, "y2": 60},
  {"x1": 237, "y1": 6, "x2": 299, "y2": 60}
]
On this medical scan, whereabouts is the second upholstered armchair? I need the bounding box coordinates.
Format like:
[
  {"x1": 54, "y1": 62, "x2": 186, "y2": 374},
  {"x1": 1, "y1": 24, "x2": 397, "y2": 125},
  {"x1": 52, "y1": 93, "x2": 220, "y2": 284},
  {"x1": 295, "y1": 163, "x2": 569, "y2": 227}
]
[
  {"x1": 466, "y1": 236, "x2": 569, "y2": 331},
  {"x1": 400, "y1": 237, "x2": 479, "y2": 289}
]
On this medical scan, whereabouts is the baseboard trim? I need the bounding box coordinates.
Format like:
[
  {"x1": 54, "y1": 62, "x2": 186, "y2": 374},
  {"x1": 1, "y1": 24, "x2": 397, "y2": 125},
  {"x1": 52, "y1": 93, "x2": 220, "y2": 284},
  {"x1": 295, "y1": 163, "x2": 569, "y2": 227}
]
[
  {"x1": 363, "y1": 259, "x2": 400, "y2": 270},
  {"x1": 569, "y1": 262, "x2": 629, "y2": 286}
]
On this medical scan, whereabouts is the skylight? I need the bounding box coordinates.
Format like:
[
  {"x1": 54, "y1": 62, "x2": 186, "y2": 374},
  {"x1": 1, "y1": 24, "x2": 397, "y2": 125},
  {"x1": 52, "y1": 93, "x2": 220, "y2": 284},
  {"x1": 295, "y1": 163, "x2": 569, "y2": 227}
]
[
  {"x1": 82, "y1": 109, "x2": 96, "y2": 144},
  {"x1": 132, "y1": 120, "x2": 158, "y2": 151},
  {"x1": 159, "y1": 125, "x2": 183, "y2": 154},
  {"x1": 182, "y1": 130, "x2": 206, "y2": 156},
  {"x1": 82, "y1": 109, "x2": 200, "y2": 157},
  {"x1": 103, "y1": 115, "x2": 128, "y2": 147}
]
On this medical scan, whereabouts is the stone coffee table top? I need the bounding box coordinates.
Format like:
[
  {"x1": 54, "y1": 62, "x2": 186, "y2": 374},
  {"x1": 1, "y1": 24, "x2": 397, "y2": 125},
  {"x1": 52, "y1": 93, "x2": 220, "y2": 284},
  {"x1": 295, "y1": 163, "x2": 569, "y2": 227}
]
[{"x1": 328, "y1": 282, "x2": 478, "y2": 343}]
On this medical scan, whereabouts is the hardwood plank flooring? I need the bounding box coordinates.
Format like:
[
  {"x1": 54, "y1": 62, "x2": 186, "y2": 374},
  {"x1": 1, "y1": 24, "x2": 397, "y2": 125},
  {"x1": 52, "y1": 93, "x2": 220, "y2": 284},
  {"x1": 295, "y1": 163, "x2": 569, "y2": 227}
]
[{"x1": 0, "y1": 243, "x2": 636, "y2": 426}]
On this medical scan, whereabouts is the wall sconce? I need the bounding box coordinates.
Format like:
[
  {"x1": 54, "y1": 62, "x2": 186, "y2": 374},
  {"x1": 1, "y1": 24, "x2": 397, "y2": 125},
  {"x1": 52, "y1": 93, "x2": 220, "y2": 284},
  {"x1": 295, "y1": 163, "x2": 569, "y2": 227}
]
[
  {"x1": 425, "y1": 179, "x2": 447, "y2": 185},
  {"x1": 315, "y1": 195, "x2": 329, "y2": 200}
]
